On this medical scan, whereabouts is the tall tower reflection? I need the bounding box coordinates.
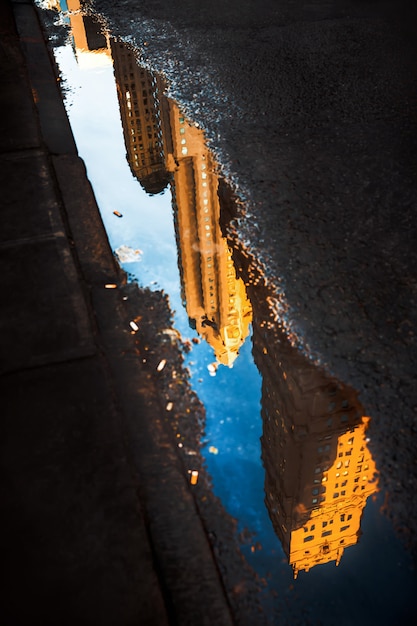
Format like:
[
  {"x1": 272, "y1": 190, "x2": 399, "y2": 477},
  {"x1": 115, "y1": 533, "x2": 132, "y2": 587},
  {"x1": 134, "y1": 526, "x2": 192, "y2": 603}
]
[
  {"x1": 253, "y1": 317, "x2": 378, "y2": 577},
  {"x1": 110, "y1": 41, "x2": 251, "y2": 365},
  {"x1": 166, "y1": 103, "x2": 252, "y2": 366},
  {"x1": 110, "y1": 41, "x2": 170, "y2": 194}
]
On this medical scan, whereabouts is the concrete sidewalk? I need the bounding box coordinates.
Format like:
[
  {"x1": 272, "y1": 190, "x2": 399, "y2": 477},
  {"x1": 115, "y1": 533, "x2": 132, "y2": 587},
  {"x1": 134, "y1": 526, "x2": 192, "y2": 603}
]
[{"x1": 0, "y1": 1, "x2": 235, "y2": 624}]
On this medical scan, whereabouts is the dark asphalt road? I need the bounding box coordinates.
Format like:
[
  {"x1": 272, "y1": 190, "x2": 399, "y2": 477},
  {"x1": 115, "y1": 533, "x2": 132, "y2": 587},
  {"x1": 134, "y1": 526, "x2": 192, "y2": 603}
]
[{"x1": 90, "y1": 0, "x2": 417, "y2": 553}]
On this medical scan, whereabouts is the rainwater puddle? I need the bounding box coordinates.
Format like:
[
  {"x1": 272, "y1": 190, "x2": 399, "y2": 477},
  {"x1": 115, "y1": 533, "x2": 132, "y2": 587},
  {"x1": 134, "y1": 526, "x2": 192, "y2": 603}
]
[{"x1": 38, "y1": 3, "x2": 417, "y2": 624}]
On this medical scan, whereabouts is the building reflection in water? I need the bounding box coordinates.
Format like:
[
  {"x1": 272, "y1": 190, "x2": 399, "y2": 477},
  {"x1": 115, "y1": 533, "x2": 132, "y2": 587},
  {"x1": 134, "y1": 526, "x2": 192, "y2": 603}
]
[
  {"x1": 111, "y1": 39, "x2": 252, "y2": 367},
  {"x1": 166, "y1": 103, "x2": 252, "y2": 366},
  {"x1": 63, "y1": 9, "x2": 379, "y2": 577},
  {"x1": 252, "y1": 307, "x2": 379, "y2": 578},
  {"x1": 58, "y1": 0, "x2": 112, "y2": 68},
  {"x1": 110, "y1": 41, "x2": 171, "y2": 194}
]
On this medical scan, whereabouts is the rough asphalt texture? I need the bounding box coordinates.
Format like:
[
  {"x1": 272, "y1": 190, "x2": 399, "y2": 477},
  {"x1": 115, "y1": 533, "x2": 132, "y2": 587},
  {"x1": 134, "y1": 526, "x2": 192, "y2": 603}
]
[
  {"x1": 91, "y1": 0, "x2": 417, "y2": 555},
  {"x1": 0, "y1": 1, "x2": 249, "y2": 623}
]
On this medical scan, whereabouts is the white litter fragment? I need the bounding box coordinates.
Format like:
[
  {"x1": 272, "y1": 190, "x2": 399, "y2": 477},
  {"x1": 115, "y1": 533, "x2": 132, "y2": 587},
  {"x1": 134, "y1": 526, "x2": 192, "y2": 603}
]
[
  {"x1": 166, "y1": 402, "x2": 173, "y2": 411},
  {"x1": 115, "y1": 244, "x2": 142, "y2": 264},
  {"x1": 129, "y1": 321, "x2": 139, "y2": 332},
  {"x1": 161, "y1": 328, "x2": 180, "y2": 339},
  {"x1": 104, "y1": 283, "x2": 117, "y2": 289},
  {"x1": 157, "y1": 359, "x2": 167, "y2": 372},
  {"x1": 207, "y1": 362, "x2": 217, "y2": 376}
]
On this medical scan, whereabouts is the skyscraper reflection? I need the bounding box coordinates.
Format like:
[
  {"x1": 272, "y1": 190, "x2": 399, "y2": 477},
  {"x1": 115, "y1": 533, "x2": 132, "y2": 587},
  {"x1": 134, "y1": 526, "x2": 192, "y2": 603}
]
[
  {"x1": 165, "y1": 102, "x2": 252, "y2": 366},
  {"x1": 252, "y1": 315, "x2": 378, "y2": 577},
  {"x1": 110, "y1": 41, "x2": 170, "y2": 194},
  {"x1": 62, "y1": 9, "x2": 252, "y2": 365},
  {"x1": 111, "y1": 40, "x2": 252, "y2": 366}
]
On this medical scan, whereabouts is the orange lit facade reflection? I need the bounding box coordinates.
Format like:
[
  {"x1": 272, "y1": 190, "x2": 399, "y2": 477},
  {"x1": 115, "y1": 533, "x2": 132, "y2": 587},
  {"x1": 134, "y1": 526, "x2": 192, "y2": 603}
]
[
  {"x1": 166, "y1": 103, "x2": 252, "y2": 366},
  {"x1": 64, "y1": 0, "x2": 112, "y2": 66},
  {"x1": 110, "y1": 39, "x2": 252, "y2": 365},
  {"x1": 288, "y1": 418, "x2": 377, "y2": 576},
  {"x1": 256, "y1": 324, "x2": 378, "y2": 578}
]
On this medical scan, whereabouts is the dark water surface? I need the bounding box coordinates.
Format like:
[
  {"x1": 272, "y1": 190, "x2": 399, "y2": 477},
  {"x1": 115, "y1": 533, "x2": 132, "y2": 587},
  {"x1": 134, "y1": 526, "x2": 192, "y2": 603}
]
[{"x1": 38, "y1": 2, "x2": 417, "y2": 624}]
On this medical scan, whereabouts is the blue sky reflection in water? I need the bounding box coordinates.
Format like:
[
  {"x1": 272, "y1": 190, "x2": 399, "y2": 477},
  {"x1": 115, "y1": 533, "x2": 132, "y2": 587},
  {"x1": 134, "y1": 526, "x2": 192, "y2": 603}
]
[
  {"x1": 54, "y1": 40, "x2": 265, "y2": 530},
  {"x1": 50, "y1": 22, "x2": 417, "y2": 625},
  {"x1": 55, "y1": 45, "x2": 182, "y2": 302}
]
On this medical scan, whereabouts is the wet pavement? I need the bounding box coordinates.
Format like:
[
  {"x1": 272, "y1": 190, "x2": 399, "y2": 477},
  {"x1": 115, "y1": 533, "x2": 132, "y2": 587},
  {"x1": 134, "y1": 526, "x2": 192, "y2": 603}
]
[{"x1": 2, "y1": 0, "x2": 417, "y2": 624}]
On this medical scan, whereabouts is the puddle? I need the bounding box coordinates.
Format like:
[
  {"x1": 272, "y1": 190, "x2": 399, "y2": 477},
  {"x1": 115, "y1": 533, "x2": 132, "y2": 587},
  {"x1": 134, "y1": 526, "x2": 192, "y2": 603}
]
[{"x1": 38, "y1": 2, "x2": 417, "y2": 623}]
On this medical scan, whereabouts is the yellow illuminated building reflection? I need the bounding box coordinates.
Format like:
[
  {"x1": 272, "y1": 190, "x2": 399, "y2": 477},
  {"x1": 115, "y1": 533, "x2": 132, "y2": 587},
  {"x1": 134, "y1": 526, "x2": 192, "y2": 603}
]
[
  {"x1": 166, "y1": 102, "x2": 252, "y2": 366},
  {"x1": 289, "y1": 418, "x2": 377, "y2": 576},
  {"x1": 110, "y1": 39, "x2": 252, "y2": 366},
  {"x1": 257, "y1": 323, "x2": 379, "y2": 578}
]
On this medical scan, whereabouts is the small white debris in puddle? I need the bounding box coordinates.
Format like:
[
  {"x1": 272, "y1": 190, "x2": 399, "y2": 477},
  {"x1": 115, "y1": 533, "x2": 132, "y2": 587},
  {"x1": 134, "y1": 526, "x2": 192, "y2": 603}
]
[
  {"x1": 161, "y1": 328, "x2": 180, "y2": 338},
  {"x1": 115, "y1": 244, "x2": 142, "y2": 263},
  {"x1": 207, "y1": 362, "x2": 217, "y2": 376},
  {"x1": 157, "y1": 359, "x2": 167, "y2": 372}
]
